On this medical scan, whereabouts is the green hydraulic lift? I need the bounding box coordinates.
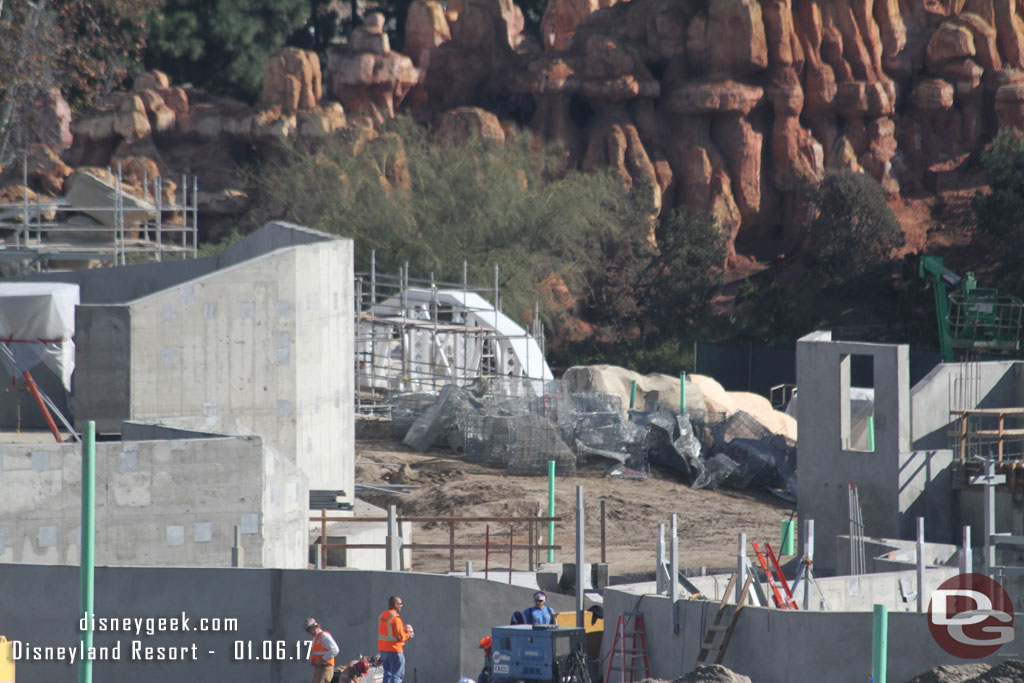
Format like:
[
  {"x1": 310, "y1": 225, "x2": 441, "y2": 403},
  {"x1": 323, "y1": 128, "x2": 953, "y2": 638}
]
[{"x1": 919, "y1": 255, "x2": 1024, "y2": 362}]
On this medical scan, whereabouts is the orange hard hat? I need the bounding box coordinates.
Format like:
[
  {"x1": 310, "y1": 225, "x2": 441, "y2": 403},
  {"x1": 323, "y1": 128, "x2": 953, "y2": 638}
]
[{"x1": 479, "y1": 636, "x2": 492, "y2": 649}]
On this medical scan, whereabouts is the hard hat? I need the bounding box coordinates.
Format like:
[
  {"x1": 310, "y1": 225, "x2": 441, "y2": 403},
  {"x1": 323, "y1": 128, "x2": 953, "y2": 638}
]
[
  {"x1": 458, "y1": 678, "x2": 476, "y2": 683},
  {"x1": 303, "y1": 617, "x2": 318, "y2": 630},
  {"x1": 533, "y1": 591, "x2": 546, "y2": 601},
  {"x1": 354, "y1": 660, "x2": 370, "y2": 674},
  {"x1": 479, "y1": 636, "x2": 492, "y2": 649}
]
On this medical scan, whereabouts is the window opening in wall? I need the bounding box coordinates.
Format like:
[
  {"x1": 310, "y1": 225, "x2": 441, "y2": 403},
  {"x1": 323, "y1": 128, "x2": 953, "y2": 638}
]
[{"x1": 842, "y1": 354, "x2": 875, "y2": 452}]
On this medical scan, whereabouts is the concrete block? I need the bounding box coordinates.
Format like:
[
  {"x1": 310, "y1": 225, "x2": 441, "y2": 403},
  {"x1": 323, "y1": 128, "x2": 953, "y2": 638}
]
[{"x1": 66, "y1": 171, "x2": 157, "y2": 227}]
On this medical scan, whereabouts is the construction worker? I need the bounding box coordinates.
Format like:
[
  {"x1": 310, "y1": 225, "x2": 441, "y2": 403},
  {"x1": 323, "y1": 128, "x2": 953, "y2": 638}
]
[
  {"x1": 378, "y1": 595, "x2": 414, "y2": 683},
  {"x1": 304, "y1": 617, "x2": 340, "y2": 683},
  {"x1": 522, "y1": 591, "x2": 556, "y2": 625},
  {"x1": 477, "y1": 635, "x2": 492, "y2": 683}
]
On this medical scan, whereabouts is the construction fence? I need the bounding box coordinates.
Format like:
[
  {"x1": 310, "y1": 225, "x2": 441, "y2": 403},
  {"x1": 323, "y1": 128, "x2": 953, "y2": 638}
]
[{"x1": 382, "y1": 380, "x2": 797, "y2": 500}]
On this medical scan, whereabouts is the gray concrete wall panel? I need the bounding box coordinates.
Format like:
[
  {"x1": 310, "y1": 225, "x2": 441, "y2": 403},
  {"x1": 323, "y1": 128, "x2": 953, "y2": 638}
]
[
  {"x1": 0, "y1": 565, "x2": 565, "y2": 682},
  {"x1": 9, "y1": 258, "x2": 217, "y2": 304},
  {"x1": 601, "y1": 585, "x2": 1023, "y2": 683},
  {"x1": 218, "y1": 221, "x2": 335, "y2": 269},
  {"x1": 124, "y1": 239, "x2": 353, "y2": 492},
  {"x1": 74, "y1": 305, "x2": 132, "y2": 433},
  {"x1": 0, "y1": 436, "x2": 307, "y2": 567}
]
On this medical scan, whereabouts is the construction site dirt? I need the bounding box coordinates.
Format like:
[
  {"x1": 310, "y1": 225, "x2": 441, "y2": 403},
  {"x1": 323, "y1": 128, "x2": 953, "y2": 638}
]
[{"x1": 354, "y1": 438, "x2": 792, "y2": 577}]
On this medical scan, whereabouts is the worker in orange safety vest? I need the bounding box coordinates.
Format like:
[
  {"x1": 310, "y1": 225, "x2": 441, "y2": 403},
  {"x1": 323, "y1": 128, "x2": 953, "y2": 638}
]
[
  {"x1": 305, "y1": 617, "x2": 340, "y2": 683},
  {"x1": 377, "y1": 595, "x2": 414, "y2": 683}
]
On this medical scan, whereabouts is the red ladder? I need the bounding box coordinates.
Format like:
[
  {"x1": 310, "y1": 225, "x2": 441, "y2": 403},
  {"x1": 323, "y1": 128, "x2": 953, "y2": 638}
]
[
  {"x1": 752, "y1": 541, "x2": 799, "y2": 609},
  {"x1": 605, "y1": 611, "x2": 651, "y2": 682}
]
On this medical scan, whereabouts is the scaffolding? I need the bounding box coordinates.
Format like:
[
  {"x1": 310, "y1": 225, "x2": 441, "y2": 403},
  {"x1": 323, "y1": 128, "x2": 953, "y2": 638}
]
[
  {"x1": 0, "y1": 158, "x2": 198, "y2": 273},
  {"x1": 354, "y1": 252, "x2": 551, "y2": 417},
  {"x1": 949, "y1": 354, "x2": 1024, "y2": 490}
]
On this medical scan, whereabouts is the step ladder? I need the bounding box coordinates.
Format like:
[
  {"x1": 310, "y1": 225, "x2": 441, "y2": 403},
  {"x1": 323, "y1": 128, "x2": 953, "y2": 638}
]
[
  {"x1": 605, "y1": 611, "x2": 651, "y2": 683},
  {"x1": 697, "y1": 572, "x2": 754, "y2": 665},
  {"x1": 752, "y1": 541, "x2": 798, "y2": 609}
]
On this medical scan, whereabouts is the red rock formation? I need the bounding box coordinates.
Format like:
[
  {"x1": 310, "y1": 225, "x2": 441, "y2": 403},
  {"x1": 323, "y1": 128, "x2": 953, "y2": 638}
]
[
  {"x1": 405, "y1": 0, "x2": 452, "y2": 67},
  {"x1": 262, "y1": 47, "x2": 323, "y2": 112},
  {"x1": 326, "y1": 13, "x2": 419, "y2": 123}
]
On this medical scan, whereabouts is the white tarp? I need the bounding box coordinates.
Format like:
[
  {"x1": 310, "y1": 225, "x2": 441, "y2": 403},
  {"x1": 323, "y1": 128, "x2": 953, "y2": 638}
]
[{"x1": 0, "y1": 282, "x2": 79, "y2": 391}]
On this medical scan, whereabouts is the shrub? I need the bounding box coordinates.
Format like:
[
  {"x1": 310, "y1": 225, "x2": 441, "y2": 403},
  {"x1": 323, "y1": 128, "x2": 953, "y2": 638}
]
[{"x1": 805, "y1": 170, "x2": 904, "y2": 287}]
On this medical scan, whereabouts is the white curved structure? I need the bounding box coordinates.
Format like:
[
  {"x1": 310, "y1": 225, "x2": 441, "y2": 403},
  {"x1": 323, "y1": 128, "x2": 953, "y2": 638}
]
[{"x1": 358, "y1": 287, "x2": 552, "y2": 394}]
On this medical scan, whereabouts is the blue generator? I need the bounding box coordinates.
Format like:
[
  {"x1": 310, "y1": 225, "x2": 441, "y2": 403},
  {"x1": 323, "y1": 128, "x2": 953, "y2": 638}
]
[{"x1": 489, "y1": 624, "x2": 588, "y2": 682}]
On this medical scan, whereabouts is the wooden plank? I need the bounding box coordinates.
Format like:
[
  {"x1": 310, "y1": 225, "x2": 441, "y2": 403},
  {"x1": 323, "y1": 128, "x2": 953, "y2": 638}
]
[{"x1": 716, "y1": 573, "x2": 754, "y2": 665}]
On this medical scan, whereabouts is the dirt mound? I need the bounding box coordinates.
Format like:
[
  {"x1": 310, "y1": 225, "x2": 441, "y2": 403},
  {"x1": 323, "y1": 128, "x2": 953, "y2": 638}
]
[
  {"x1": 908, "y1": 660, "x2": 1024, "y2": 683},
  {"x1": 638, "y1": 664, "x2": 752, "y2": 683},
  {"x1": 907, "y1": 663, "x2": 991, "y2": 683},
  {"x1": 972, "y1": 660, "x2": 1024, "y2": 682}
]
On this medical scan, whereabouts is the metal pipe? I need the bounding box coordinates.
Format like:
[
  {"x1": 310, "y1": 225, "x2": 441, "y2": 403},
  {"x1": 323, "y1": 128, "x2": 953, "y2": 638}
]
[
  {"x1": 872, "y1": 604, "x2": 888, "y2": 683},
  {"x1": 547, "y1": 460, "x2": 555, "y2": 563},
  {"x1": 78, "y1": 421, "x2": 96, "y2": 683},
  {"x1": 155, "y1": 176, "x2": 163, "y2": 261},
  {"x1": 656, "y1": 523, "x2": 666, "y2": 594},
  {"x1": 961, "y1": 525, "x2": 972, "y2": 575},
  {"x1": 737, "y1": 533, "x2": 747, "y2": 603},
  {"x1": 985, "y1": 459, "x2": 996, "y2": 578},
  {"x1": 485, "y1": 524, "x2": 490, "y2": 580},
  {"x1": 670, "y1": 513, "x2": 679, "y2": 606},
  {"x1": 509, "y1": 523, "x2": 514, "y2": 585},
  {"x1": 600, "y1": 500, "x2": 606, "y2": 564},
  {"x1": 803, "y1": 519, "x2": 814, "y2": 610},
  {"x1": 575, "y1": 485, "x2": 584, "y2": 629},
  {"x1": 916, "y1": 517, "x2": 925, "y2": 613}
]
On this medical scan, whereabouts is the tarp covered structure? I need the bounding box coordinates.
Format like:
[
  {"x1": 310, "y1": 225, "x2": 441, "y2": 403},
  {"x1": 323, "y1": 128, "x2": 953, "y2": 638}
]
[{"x1": 0, "y1": 282, "x2": 79, "y2": 390}]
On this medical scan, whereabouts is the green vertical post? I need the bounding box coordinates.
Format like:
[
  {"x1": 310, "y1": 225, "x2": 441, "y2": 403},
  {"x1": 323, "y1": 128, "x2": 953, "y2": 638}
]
[
  {"x1": 629, "y1": 380, "x2": 637, "y2": 411},
  {"x1": 867, "y1": 415, "x2": 876, "y2": 452},
  {"x1": 780, "y1": 519, "x2": 795, "y2": 556},
  {"x1": 547, "y1": 460, "x2": 555, "y2": 563},
  {"x1": 79, "y1": 421, "x2": 95, "y2": 683},
  {"x1": 680, "y1": 373, "x2": 687, "y2": 414},
  {"x1": 872, "y1": 604, "x2": 888, "y2": 683}
]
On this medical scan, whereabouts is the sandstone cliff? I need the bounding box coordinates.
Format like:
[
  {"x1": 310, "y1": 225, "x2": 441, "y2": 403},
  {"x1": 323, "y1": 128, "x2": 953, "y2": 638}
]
[{"x1": 9, "y1": 0, "x2": 1024, "y2": 260}]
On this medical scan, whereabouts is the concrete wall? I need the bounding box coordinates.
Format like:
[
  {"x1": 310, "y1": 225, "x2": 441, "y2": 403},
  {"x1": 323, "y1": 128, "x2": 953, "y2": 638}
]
[
  {"x1": 73, "y1": 236, "x2": 355, "y2": 496},
  {"x1": 796, "y1": 332, "x2": 913, "y2": 573},
  {"x1": 7, "y1": 221, "x2": 336, "y2": 306},
  {"x1": 601, "y1": 584, "x2": 1024, "y2": 683},
  {"x1": 908, "y1": 361, "x2": 1024, "y2": 452},
  {"x1": 0, "y1": 434, "x2": 307, "y2": 568},
  {"x1": 0, "y1": 564, "x2": 575, "y2": 682}
]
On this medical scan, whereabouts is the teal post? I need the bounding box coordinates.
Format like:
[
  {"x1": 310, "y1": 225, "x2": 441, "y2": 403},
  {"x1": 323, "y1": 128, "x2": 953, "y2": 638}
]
[
  {"x1": 79, "y1": 421, "x2": 96, "y2": 683},
  {"x1": 872, "y1": 604, "x2": 888, "y2": 683},
  {"x1": 867, "y1": 415, "x2": 876, "y2": 452},
  {"x1": 547, "y1": 460, "x2": 555, "y2": 563},
  {"x1": 680, "y1": 373, "x2": 687, "y2": 414},
  {"x1": 629, "y1": 380, "x2": 637, "y2": 411},
  {"x1": 781, "y1": 519, "x2": 795, "y2": 556}
]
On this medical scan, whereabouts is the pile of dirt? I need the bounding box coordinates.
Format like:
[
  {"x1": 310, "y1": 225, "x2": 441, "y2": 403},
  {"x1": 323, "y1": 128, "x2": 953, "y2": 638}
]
[
  {"x1": 638, "y1": 663, "x2": 752, "y2": 683},
  {"x1": 908, "y1": 660, "x2": 1024, "y2": 683}
]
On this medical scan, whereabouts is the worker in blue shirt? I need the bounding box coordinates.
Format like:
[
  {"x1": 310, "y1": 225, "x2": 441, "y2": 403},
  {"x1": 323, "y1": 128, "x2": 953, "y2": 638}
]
[{"x1": 522, "y1": 591, "x2": 557, "y2": 625}]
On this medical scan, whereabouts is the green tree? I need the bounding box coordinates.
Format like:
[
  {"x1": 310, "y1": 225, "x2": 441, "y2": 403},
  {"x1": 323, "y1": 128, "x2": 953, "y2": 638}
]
[
  {"x1": 241, "y1": 119, "x2": 641, "y2": 341},
  {"x1": 0, "y1": 0, "x2": 156, "y2": 164},
  {"x1": 240, "y1": 119, "x2": 726, "y2": 363},
  {"x1": 145, "y1": 0, "x2": 309, "y2": 101},
  {"x1": 581, "y1": 205, "x2": 726, "y2": 346},
  {"x1": 973, "y1": 129, "x2": 1024, "y2": 249},
  {"x1": 805, "y1": 170, "x2": 904, "y2": 287}
]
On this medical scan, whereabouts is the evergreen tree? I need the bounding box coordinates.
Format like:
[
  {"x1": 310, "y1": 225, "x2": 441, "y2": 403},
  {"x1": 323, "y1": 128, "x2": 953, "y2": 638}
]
[{"x1": 145, "y1": 0, "x2": 310, "y2": 101}]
